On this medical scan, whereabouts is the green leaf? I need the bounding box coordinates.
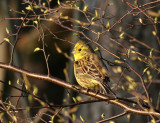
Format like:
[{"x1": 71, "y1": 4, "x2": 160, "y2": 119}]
[
  {"x1": 143, "y1": 67, "x2": 149, "y2": 74},
  {"x1": 0, "y1": 112, "x2": 4, "y2": 117},
  {"x1": 34, "y1": 47, "x2": 41, "y2": 52},
  {"x1": 137, "y1": 57, "x2": 142, "y2": 61},
  {"x1": 26, "y1": 5, "x2": 31, "y2": 10},
  {"x1": 154, "y1": 17, "x2": 157, "y2": 23},
  {"x1": 72, "y1": 114, "x2": 76, "y2": 121},
  {"x1": 149, "y1": 48, "x2": 154, "y2": 58},
  {"x1": 8, "y1": 80, "x2": 11, "y2": 85},
  {"x1": 57, "y1": 0, "x2": 60, "y2": 5},
  {"x1": 33, "y1": 85, "x2": 38, "y2": 95},
  {"x1": 130, "y1": 56, "x2": 137, "y2": 61},
  {"x1": 34, "y1": 20, "x2": 38, "y2": 24},
  {"x1": 73, "y1": 33, "x2": 79, "y2": 36},
  {"x1": 74, "y1": 4, "x2": 79, "y2": 9},
  {"x1": 26, "y1": 107, "x2": 30, "y2": 112},
  {"x1": 121, "y1": 85, "x2": 125, "y2": 90},
  {"x1": 94, "y1": 47, "x2": 99, "y2": 52},
  {"x1": 80, "y1": 115, "x2": 85, "y2": 122},
  {"x1": 83, "y1": 5, "x2": 88, "y2": 12},
  {"x1": 109, "y1": 121, "x2": 115, "y2": 123},
  {"x1": 4, "y1": 38, "x2": 10, "y2": 42},
  {"x1": 106, "y1": 21, "x2": 110, "y2": 28},
  {"x1": 50, "y1": 116, "x2": 54, "y2": 122},
  {"x1": 13, "y1": 116, "x2": 17, "y2": 122},
  {"x1": 75, "y1": 20, "x2": 81, "y2": 24},
  {"x1": 17, "y1": 79, "x2": 20, "y2": 85},
  {"x1": 95, "y1": 10, "x2": 98, "y2": 17},
  {"x1": 101, "y1": 113, "x2": 105, "y2": 119},
  {"x1": 151, "y1": 119, "x2": 156, "y2": 123},
  {"x1": 126, "y1": 75, "x2": 134, "y2": 82},
  {"x1": 6, "y1": 27, "x2": 9, "y2": 34},
  {"x1": 152, "y1": 31, "x2": 156, "y2": 36},
  {"x1": 139, "y1": 18, "x2": 143, "y2": 24},
  {"x1": 115, "y1": 60, "x2": 123, "y2": 64},
  {"x1": 72, "y1": 97, "x2": 77, "y2": 103},
  {"x1": 28, "y1": 94, "x2": 33, "y2": 102},
  {"x1": 119, "y1": 32, "x2": 125, "y2": 39},
  {"x1": 76, "y1": 96, "x2": 82, "y2": 101}
]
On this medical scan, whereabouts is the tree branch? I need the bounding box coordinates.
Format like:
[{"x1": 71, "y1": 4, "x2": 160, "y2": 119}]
[{"x1": 0, "y1": 62, "x2": 160, "y2": 118}]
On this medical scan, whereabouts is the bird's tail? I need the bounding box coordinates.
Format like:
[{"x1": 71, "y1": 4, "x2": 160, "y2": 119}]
[{"x1": 100, "y1": 82, "x2": 117, "y2": 98}]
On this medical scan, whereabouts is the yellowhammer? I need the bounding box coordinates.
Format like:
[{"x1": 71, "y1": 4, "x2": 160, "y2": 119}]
[{"x1": 73, "y1": 40, "x2": 116, "y2": 96}]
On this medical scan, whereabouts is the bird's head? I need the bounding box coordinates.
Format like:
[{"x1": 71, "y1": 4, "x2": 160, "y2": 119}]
[{"x1": 72, "y1": 41, "x2": 92, "y2": 61}]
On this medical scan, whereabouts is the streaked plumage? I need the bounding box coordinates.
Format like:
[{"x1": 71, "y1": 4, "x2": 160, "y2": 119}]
[{"x1": 73, "y1": 40, "x2": 115, "y2": 96}]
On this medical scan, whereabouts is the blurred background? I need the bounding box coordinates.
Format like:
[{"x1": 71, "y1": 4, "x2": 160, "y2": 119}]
[{"x1": 0, "y1": 0, "x2": 160, "y2": 122}]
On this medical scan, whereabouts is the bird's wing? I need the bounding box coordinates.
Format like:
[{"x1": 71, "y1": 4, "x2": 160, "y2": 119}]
[
  {"x1": 80, "y1": 54, "x2": 107, "y2": 81},
  {"x1": 74, "y1": 55, "x2": 116, "y2": 96}
]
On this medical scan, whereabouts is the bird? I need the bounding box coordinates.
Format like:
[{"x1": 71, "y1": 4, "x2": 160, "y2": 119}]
[{"x1": 72, "y1": 40, "x2": 116, "y2": 96}]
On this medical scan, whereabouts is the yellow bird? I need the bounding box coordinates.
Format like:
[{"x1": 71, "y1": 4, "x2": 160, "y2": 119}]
[{"x1": 73, "y1": 40, "x2": 116, "y2": 96}]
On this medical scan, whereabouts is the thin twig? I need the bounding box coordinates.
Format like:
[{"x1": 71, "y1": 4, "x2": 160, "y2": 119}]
[
  {"x1": 96, "y1": 111, "x2": 127, "y2": 123},
  {"x1": 0, "y1": 63, "x2": 160, "y2": 118}
]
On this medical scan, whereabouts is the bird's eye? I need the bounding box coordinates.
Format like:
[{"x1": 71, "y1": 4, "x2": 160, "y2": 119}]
[{"x1": 78, "y1": 49, "x2": 81, "y2": 51}]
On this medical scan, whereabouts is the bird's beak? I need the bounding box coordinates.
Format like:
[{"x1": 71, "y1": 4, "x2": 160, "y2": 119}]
[{"x1": 72, "y1": 50, "x2": 76, "y2": 54}]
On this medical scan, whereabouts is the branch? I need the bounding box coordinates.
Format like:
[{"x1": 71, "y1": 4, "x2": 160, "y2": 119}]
[
  {"x1": 0, "y1": 62, "x2": 160, "y2": 118},
  {"x1": 96, "y1": 111, "x2": 127, "y2": 123}
]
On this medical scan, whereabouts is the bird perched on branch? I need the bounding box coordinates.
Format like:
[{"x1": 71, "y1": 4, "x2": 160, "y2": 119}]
[{"x1": 72, "y1": 40, "x2": 116, "y2": 97}]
